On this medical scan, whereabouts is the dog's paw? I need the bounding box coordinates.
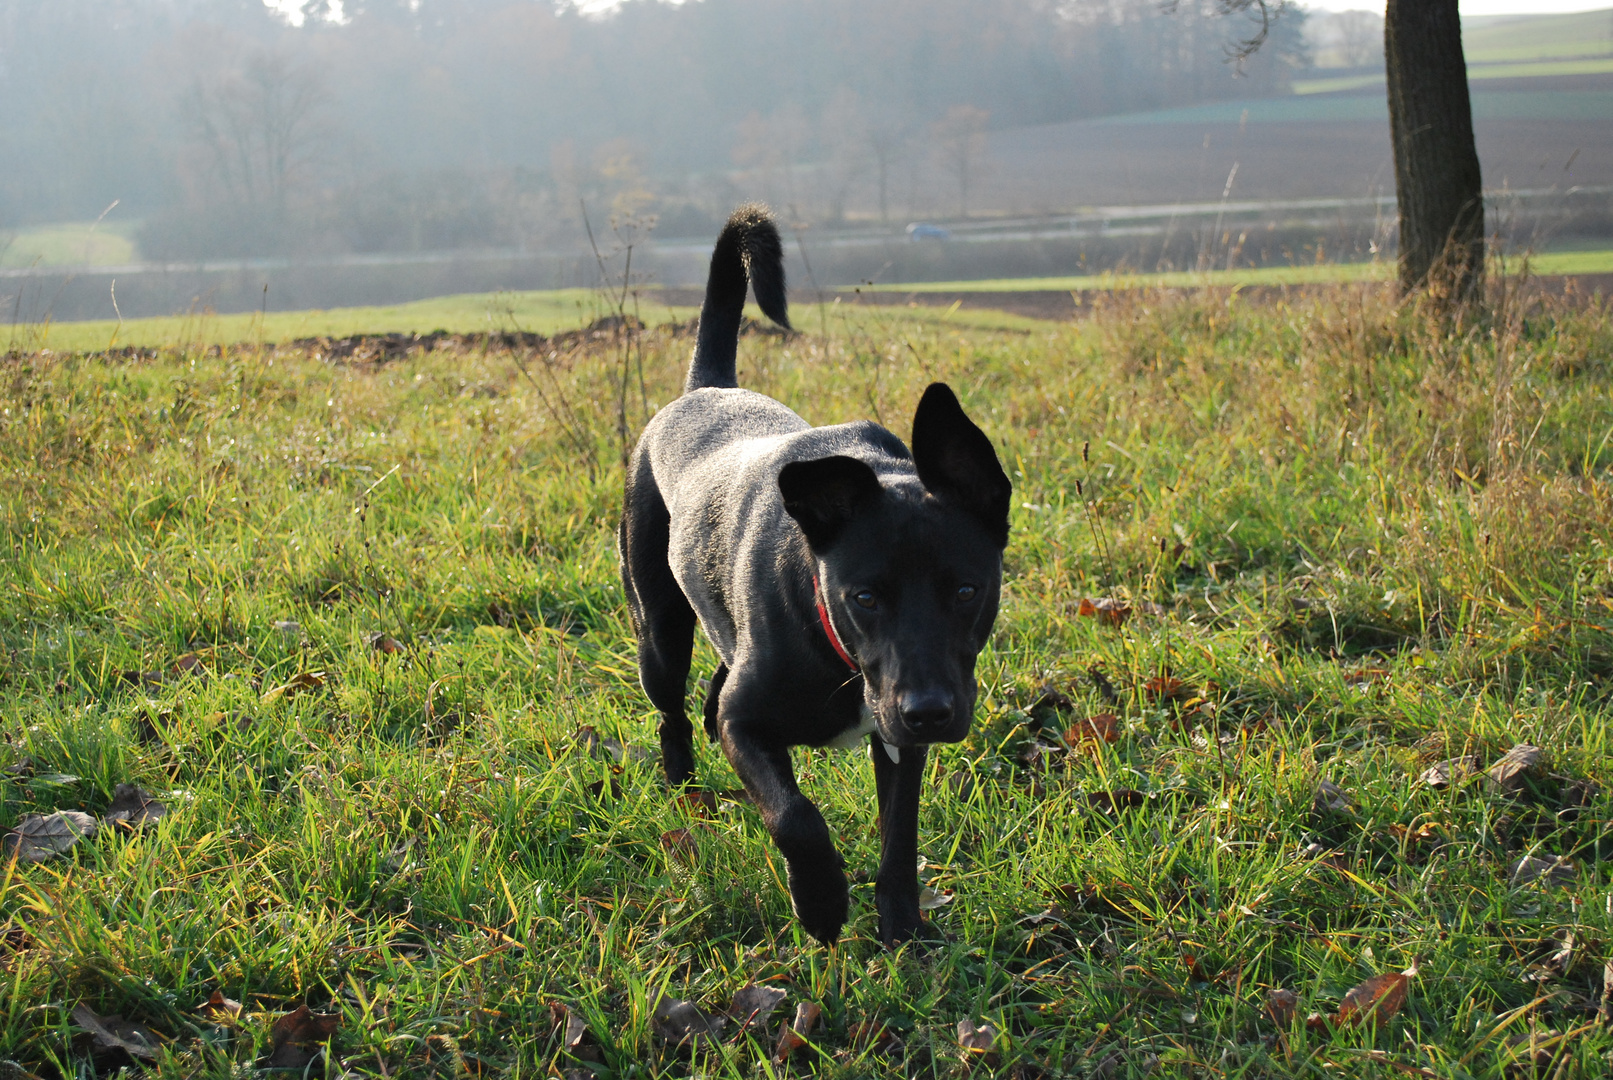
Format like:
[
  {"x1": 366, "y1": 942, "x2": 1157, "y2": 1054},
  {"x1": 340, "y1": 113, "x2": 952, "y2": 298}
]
[
  {"x1": 879, "y1": 914, "x2": 945, "y2": 950},
  {"x1": 788, "y1": 856, "x2": 849, "y2": 946}
]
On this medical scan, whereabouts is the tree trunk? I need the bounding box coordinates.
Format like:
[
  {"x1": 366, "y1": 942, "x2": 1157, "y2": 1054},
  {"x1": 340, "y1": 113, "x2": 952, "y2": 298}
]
[{"x1": 1384, "y1": 0, "x2": 1484, "y2": 302}]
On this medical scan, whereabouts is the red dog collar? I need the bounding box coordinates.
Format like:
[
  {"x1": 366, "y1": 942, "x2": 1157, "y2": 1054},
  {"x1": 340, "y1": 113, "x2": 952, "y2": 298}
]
[{"x1": 813, "y1": 577, "x2": 859, "y2": 671}]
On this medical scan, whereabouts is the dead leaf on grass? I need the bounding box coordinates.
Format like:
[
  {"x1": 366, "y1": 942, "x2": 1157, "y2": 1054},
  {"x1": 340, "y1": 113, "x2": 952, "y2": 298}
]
[
  {"x1": 1086, "y1": 789, "x2": 1145, "y2": 814},
  {"x1": 105, "y1": 784, "x2": 167, "y2": 830},
  {"x1": 847, "y1": 1020, "x2": 903, "y2": 1056},
  {"x1": 262, "y1": 1005, "x2": 340, "y2": 1070},
  {"x1": 1313, "y1": 780, "x2": 1354, "y2": 816},
  {"x1": 367, "y1": 632, "x2": 404, "y2": 655},
  {"x1": 774, "y1": 1002, "x2": 821, "y2": 1063},
  {"x1": 1143, "y1": 675, "x2": 1190, "y2": 703},
  {"x1": 729, "y1": 983, "x2": 788, "y2": 1036},
  {"x1": 1487, "y1": 744, "x2": 1545, "y2": 795},
  {"x1": 1265, "y1": 988, "x2": 1299, "y2": 1026},
  {"x1": 956, "y1": 1017, "x2": 998, "y2": 1055},
  {"x1": 1421, "y1": 756, "x2": 1478, "y2": 789},
  {"x1": 71, "y1": 1003, "x2": 162, "y2": 1062},
  {"x1": 4, "y1": 810, "x2": 97, "y2": 862},
  {"x1": 1065, "y1": 713, "x2": 1120, "y2": 748},
  {"x1": 919, "y1": 886, "x2": 954, "y2": 911},
  {"x1": 548, "y1": 1002, "x2": 600, "y2": 1062},
  {"x1": 1510, "y1": 855, "x2": 1575, "y2": 889},
  {"x1": 261, "y1": 670, "x2": 327, "y2": 704},
  {"x1": 651, "y1": 994, "x2": 726, "y2": 1047},
  {"x1": 1077, "y1": 597, "x2": 1130, "y2": 626},
  {"x1": 677, "y1": 789, "x2": 718, "y2": 818},
  {"x1": 1335, "y1": 962, "x2": 1418, "y2": 1028},
  {"x1": 660, "y1": 827, "x2": 701, "y2": 864},
  {"x1": 196, "y1": 990, "x2": 242, "y2": 1023}
]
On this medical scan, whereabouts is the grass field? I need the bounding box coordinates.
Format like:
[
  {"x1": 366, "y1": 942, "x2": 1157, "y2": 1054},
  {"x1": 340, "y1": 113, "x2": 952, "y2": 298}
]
[
  {"x1": 0, "y1": 222, "x2": 139, "y2": 270},
  {"x1": 5, "y1": 287, "x2": 1613, "y2": 1078},
  {"x1": 9, "y1": 291, "x2": 1039, "y2": 355},
  {"x1": 863, "y1": 250, "x2": 1613, "y2": 295},
  {"x1": 1463, "y1": 8, "x2": 1613, "y2": 65}
]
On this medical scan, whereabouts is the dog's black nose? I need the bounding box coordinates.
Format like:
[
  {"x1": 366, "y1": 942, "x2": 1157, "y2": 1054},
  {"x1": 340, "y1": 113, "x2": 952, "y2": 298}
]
[{"x1": 898, "y1": 690, "x2": 954, "y2": 737}]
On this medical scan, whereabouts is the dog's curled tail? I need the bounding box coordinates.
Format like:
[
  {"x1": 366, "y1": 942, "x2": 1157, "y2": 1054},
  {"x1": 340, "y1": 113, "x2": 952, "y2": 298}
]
[{"x1": 684, "y1": 204, "x2": 792, "y2": 392}]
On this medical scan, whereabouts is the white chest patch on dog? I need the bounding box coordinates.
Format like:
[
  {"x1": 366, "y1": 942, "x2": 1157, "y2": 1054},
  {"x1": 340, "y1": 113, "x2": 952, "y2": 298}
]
[{"x1": 821, "y1": 708, "x2": 876, "y2": 750}]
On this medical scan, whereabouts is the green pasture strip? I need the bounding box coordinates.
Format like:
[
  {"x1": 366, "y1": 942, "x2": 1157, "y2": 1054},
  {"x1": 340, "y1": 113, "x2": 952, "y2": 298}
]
[
  {"x1": 1463, "y1": 7, "x2": 1613, "y2": 64},
  {"x1": 864, "y1": 262, "x2": 1391, "y2": 293},
  {"x1": 0, "y1": 221, "x2": 140, "y2": 269},
  {"x1": 863, "y1": 250, "x2": 1613, "y2": 295},
  {"x1": 14, "y1": 288, "x2": 671, "y2": 353},
  {"x1": 17, "y1": 289, "x2": 1039, "y2": 352},
  {"x1": 5, "y1": 291, "x2": 1613, "y2": 1078}
]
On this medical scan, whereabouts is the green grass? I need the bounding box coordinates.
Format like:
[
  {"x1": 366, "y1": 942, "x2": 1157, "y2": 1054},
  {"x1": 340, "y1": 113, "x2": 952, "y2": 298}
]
[
  {"x1": 1463, "y1": 8, "x2": 1613, "y2": 65},
  {"x1": 1295, "y1": 57, "x2": 1613, "y2": 94},
  {"x1": 5, "y1": 289, "x2": 1613, "y2": 1078},
  {"x1": 0, "y1": 222, "x2": 139, "y2": 269},
  {"x1": 15, "y1": 288, "x2": 1041, "y2": 353},
  {"x1": 862, "y1": 250, "x2": 1613, "y2": 295}
]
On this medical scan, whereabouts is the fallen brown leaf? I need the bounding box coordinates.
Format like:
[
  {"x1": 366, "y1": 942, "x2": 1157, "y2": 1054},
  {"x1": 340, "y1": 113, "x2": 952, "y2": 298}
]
[
  {"x1": 651, "y1": 994, "x2": 726, "y2": 1047},
  {"x1": 1143, "y1": 675, "x2": 1189, "y2": 703},
  {"x1": 1077, "y1": 597, "x2": 1131, "y2": 626},
  {"x1": 1313, "y1": 780, "x2": 1353, "y2": 815},
  {"x1": 548, "y1": 1001, "x2": 600, "y2": 1062},
  {"x1": 4, "y1": 811, "x2": 97, "y2": 862},
  {"x1": 262, "y1": 670, "x2": 327, "y2": 704},
  {"x1": 956, "y1": 1017, "x2": 998, "y2": 1054},
  {"x1": 1065, "y1": 713, "x2": 1120, "y2": 748},
  {"x1": 1335, "y1": 963, "x2": 1417, "y2": 1027},
  {"x1": 1086, "y1": 789, "x2": 1145, "y2": 814},
  {"x1": 847, "y1": 1020, "x2": 903, "y2": 1056},
  {"x1": 677, "y1": 789, "x2": 718, "y2": 818},
  {"x1": 196, "y1": 990, "x2": 242, "y2": 1023},
  {"x1": 367, "y1": 632, "x2": 405, "y2": 655},
  {"x1": 1265, "y1": 988, "x2": 1299, "y2": 1026},
  {"x1": 1510, "y1": 855, "x2": 1575, "y2": 889},
  {"x1": 774, "y1": 1002, "x2": 822, "y2": 1063},
  {"x1": 262, "y1": 1005, "x2": 340, "y2": 1069},
  {"x1": 729, "y1": 983, "x2": 788, "y2": 1035},
  {"x1": 71, "y1": 1003, "x2": 162, "y2": 1062},
  {"x1": 1420, "y1": 756, "x2": 1478, "y2": 788},
  {"x1": 1487, "y1": 744, "x2": 1545, "y2": 795},
  {"x1": 660, "y1": 827, "x2": 701, "y2": 864},
  {"x1": 105, "y1": 784, "x2": 167, "y2": 830}
]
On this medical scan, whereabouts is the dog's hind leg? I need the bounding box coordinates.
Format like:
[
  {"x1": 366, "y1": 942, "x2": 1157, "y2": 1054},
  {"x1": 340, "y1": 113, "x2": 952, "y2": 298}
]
[{"x1": 620, "y1": 461, "x2": 699, "y2": 786}]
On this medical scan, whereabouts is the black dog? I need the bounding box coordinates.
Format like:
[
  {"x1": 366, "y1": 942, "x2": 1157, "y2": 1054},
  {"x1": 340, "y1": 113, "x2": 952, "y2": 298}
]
[{"x1": 618, "y1": 205, "x2": 1010, "y2": 946}]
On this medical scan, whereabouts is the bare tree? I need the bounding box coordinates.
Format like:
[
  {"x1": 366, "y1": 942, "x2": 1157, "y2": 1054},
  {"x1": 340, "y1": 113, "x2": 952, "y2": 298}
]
[
  {"x1": 932, "y1": 105, "x2": 989, "y2": 219},
  {"x1": 180, "y1": 42, "x2": 329, "y2": 218},
  {"x1": 1336, "y1": 10, "x2": 1382, "y2": 68}
]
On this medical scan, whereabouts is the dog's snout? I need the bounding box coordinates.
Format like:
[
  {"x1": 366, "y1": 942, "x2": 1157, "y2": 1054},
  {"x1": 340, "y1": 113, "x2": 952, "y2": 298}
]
[{"x1": 898, "y1": 690, "x2": 955, "y2": 736}]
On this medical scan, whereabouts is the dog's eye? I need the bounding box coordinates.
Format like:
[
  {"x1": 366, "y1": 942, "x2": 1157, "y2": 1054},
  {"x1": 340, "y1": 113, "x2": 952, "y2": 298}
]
[
  {"x1": 854, "y1": 590, "x2": 877, "y2": 610},
  {"x1": 956, "y1": 584, "x2": 978, "y2": 603}
]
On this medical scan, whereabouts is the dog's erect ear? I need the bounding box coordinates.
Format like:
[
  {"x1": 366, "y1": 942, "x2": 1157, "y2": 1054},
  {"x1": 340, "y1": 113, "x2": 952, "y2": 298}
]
[
  {"x1": 779, "y1": 455, "x2": 883, "y2": 550},
  {"x1": 911, "y1": 383, "x2": 1011, "y2": 547}
]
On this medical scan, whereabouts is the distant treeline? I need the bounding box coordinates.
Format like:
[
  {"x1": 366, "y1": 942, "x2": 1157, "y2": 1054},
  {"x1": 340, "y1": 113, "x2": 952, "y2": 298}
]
[{"x1": 0, "y1": 0, "x2": 1309, "y2": 260}]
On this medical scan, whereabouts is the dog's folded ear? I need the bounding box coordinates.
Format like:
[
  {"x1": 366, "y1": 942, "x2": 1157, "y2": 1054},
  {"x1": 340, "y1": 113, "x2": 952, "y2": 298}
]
[
  {"x1": 779, "y1": 455, "x2": 883, "y2": 550},
  {"x1": 911, "y1": 383, "x2": 1011, "y2": 547}
]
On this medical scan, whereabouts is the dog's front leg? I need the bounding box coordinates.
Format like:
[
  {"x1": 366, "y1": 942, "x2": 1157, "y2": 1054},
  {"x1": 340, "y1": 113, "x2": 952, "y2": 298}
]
[
  {"x1": 722, "y1": 724, "x2": 848, "y2": 945},
  {"x1": 872, "y1": 740, "x2": 930, "y2": 946}
]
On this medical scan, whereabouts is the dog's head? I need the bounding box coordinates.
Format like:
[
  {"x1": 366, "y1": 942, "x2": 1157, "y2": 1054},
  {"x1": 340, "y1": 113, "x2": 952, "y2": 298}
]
[{"x1": 779, "y1": 383, "x2": 1011, "y2": 747}]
